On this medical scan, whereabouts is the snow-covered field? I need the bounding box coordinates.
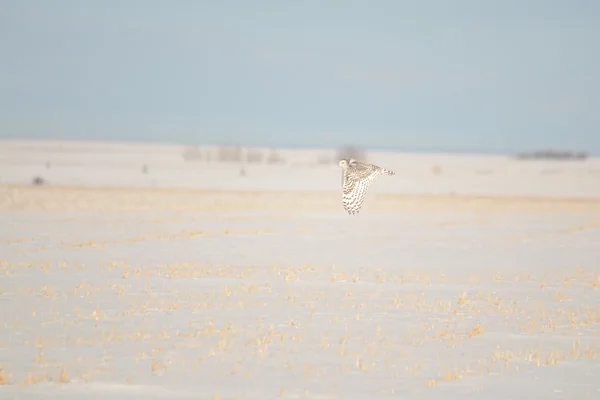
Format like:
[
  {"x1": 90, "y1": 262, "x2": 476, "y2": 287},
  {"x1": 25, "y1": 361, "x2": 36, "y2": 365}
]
[{"x1": 1, "y1": 140, "x2": 600, "y2": 399}]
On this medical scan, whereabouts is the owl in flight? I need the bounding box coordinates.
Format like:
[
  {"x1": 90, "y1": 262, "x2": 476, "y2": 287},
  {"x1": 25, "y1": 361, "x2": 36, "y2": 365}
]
[{"x1": 338, "y1": 158, "x2": 395, "y2": 215}]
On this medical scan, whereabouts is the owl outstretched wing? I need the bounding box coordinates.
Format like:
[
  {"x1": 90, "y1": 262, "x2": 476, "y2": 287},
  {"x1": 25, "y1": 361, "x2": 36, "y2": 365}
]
[
  {"x1": 342, "y1": 171, "x2": 377, "y2": 214},
  {"x1": 341, "y1": 161, "x2": 395, "y2": 214}
]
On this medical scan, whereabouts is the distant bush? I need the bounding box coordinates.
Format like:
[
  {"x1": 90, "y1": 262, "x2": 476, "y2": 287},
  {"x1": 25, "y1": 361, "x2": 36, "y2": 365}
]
[
  {"x1": 266, "y1": 150, "x2": 285, "y2": 165},
  {"x1": 246, "y1": 149, "x2": 264, "y2": 164},
  {"x1": 182, "y1": 146, "x2": 203, "y2": 161},
  {"x1": 32, "y1": 176, "x2": 45, "y2": 186},
  {"x1": 217, "y1": 146, "x2": 243, "y2": 163},
  {"x1": 317, "y1": 153, "x2": 334, "y2": 165},
  {"x1": 337, "y1": 145, "x2": 367, "y2": 161}
]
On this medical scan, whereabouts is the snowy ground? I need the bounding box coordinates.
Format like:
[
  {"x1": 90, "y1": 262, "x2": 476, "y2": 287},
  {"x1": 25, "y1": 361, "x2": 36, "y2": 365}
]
[{"x1": 1, "y1": 141, "x2": 600, "y2": 399}]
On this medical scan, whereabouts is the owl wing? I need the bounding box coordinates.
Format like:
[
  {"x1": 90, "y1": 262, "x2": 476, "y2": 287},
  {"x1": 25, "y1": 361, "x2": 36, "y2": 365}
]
[{"x1": 342, "y1": 169, "x2": 379, "y2": 214}]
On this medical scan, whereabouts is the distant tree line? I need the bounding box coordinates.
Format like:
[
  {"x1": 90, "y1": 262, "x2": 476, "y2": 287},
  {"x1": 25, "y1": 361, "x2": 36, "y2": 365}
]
[
  {"x1": 182, "y1": 144, "x2": 368, "y2": 166},
  {"x1": 182, "y1": 145, "x2": 285, "y2": 164},
  {"x1": 515, "y1": 149, "x2": 588, "y2": 161}
]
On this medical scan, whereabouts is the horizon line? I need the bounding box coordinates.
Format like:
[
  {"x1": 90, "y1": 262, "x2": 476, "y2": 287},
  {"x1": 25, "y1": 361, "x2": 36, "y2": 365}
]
[{"x1": 0, "y1": 137, "x2": 595, "y2": 157}]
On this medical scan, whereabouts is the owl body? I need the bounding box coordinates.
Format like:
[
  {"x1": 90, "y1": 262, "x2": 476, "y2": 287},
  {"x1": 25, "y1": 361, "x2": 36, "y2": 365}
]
[{"x1": 338, "y1": 158, "x2": 395, "y2": 214}]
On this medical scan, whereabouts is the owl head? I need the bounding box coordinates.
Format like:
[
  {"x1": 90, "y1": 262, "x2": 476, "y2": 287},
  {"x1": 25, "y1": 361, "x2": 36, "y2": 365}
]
[{"x1": 338, "y1": 158, "x2": 350, "y2": 169}]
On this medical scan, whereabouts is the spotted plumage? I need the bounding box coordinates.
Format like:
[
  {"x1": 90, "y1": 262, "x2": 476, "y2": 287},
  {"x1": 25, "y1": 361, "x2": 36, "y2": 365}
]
[{"x1": 338, "y1": 158, "x2": 395, "y2": 215}]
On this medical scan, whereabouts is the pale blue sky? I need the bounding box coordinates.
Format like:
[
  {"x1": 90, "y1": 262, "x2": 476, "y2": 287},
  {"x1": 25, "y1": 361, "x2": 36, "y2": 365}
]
[{"x1": 1, "y1": 1, "x2": 599, "y2": 153}]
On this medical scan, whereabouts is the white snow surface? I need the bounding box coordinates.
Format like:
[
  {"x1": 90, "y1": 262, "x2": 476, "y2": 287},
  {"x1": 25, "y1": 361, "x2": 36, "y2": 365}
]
[{"x1": 0, "y1": 140, "x2": 599, "y2": 399}]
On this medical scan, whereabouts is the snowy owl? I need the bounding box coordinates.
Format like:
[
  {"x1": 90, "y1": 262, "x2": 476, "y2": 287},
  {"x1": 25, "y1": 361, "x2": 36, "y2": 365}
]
[{"x1": 338, "y1": 158, "x2": 395, "y2": 215}]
